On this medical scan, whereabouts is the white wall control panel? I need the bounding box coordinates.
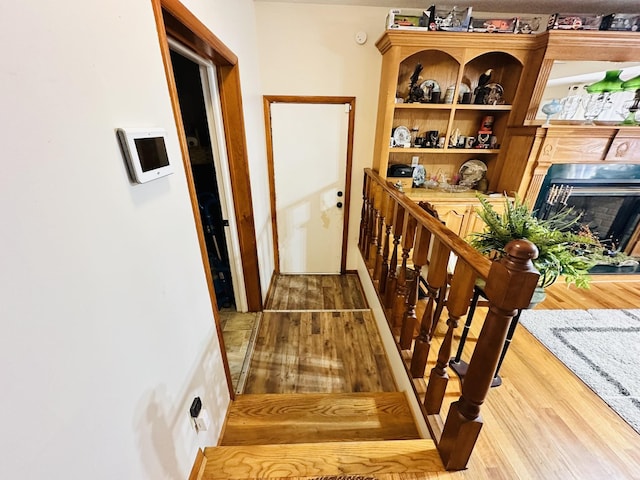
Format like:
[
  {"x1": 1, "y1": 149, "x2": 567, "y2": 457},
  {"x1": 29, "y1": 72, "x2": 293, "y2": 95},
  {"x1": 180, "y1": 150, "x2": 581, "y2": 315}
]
[{"x1": 117, "y1": 128, "x2": 174, "y2": 183}]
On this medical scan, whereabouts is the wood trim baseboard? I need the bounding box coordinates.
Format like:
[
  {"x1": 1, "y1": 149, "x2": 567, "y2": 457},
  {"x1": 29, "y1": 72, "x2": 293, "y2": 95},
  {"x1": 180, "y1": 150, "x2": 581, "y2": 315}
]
[{"x1": 188, "y1": 448, "x2": 207, "y2": 480}]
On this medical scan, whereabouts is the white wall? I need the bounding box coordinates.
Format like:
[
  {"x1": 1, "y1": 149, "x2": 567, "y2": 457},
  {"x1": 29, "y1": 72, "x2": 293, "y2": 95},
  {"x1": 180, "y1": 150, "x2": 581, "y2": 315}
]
[
  {"x1": 0, "y1": 1, "x2": 270, "y2": 478},
  {"x1": 254, "y1": 2, "x2": 388, "y2": 270}
]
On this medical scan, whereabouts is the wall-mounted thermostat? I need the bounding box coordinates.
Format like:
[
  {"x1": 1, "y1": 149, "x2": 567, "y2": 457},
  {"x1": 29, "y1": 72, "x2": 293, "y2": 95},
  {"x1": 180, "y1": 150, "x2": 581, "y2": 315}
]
[{"x1": 116, "y1": 128, "x2": 174, "y2": 183}]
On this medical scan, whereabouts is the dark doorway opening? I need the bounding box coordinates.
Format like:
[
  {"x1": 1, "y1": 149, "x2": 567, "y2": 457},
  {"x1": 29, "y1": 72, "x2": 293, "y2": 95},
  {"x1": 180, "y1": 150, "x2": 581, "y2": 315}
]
[{"x1": 170, "y1": 50, "x2": 234, "y2": 308}]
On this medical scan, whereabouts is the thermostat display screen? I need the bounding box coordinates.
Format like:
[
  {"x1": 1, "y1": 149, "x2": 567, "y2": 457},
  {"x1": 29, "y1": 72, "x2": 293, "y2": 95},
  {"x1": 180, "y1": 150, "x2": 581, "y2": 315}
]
[
  {"x1": 117, "y1": 127, "x2": 174, "y2": 183},
  {"x1": 134, "y1": 137, "x2": 170, "y2": 172}
]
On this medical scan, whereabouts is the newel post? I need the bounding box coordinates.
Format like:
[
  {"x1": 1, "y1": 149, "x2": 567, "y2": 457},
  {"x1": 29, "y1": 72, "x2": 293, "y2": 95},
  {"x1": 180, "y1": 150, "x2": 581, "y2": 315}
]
[{"x1": 437, "y1": 239, "x2": 539, "y2": 471}]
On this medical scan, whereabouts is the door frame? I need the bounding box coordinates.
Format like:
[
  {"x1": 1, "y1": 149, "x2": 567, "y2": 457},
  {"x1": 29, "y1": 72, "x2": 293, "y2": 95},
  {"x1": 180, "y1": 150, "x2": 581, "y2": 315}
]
[
  {"x1": 264, "y1": 96, "x2": 356, "y2": 274},
  {"x1": 151, "y1": 0, "x2": 264, "y2": 396},
  {"x1": 168, "y1": 39, "x2": 249, "y2": 313}
]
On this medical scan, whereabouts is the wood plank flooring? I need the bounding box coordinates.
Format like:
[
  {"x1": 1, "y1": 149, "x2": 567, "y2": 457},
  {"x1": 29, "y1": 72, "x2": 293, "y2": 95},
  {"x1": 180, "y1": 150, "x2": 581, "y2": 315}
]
[
  {"x1": 265, "y1": 274, "x2": 368, "y2": 310},
  {"x1": 244, "y1": 309, "x2": 396, "y2": 393},
  {"x1": 537, "y1": 274, "x2": 640, "y2": 309},
  {"x1": 220, "y1": 392, "x2": 420, "y2": 445},
  {"x1": 246, "y1": 273, "x2": 395, "y2": 394},
  {"x1": 204, "y1": 439, "x2": 441, "y2": 479}
]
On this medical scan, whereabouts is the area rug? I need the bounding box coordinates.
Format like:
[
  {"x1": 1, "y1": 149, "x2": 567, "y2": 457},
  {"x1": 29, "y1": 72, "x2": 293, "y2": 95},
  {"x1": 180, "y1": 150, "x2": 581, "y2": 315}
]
[{"x1": 519, "y1": 309, "x2": 640, "y2": 434}]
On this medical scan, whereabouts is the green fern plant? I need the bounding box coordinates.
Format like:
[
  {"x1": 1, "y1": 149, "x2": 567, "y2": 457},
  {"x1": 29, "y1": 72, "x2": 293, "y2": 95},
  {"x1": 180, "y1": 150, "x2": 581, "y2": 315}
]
[{"x1": 468, "y1": 195, "x2": 601, "y2": 289}]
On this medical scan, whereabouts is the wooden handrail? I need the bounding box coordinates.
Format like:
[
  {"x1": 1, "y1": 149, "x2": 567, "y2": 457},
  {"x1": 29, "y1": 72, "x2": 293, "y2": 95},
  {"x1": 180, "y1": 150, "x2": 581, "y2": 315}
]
[{"x1": 360, "y1": 168, "x2": 539, "y2": 470}]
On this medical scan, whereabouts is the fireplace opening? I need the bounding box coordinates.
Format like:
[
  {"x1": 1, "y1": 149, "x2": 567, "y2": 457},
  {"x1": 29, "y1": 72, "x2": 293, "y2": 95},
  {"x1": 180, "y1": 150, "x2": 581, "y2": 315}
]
[{"x1": 534, "y1": 164, "x2": 640, "y2": 274}]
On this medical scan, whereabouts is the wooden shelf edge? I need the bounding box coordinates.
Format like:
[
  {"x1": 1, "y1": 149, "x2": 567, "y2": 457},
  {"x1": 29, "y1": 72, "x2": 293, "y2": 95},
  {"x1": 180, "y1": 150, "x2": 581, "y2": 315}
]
[
  {"x1": 395, "y1": 103, "x2": 512, "y2": 111},
  {"x1": 389, "y1": 148, "x2": 500, "y2": 154}
]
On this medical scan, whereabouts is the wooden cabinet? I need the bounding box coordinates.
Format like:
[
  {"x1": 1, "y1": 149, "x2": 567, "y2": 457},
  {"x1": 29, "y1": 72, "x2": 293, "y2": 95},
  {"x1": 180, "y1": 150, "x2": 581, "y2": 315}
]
[
  {"x1": 405, "y1": 189, "x2": 505, "y2": 238},
  {"x1": 373, "y1": 31, "x2": 546, "y2": 190}
]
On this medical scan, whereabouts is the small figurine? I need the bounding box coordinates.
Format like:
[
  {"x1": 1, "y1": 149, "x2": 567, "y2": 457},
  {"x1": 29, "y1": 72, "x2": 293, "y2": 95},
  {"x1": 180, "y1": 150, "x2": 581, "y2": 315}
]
[
  {"x1": 406, "y1": 63, "x2": 424, "y2": 103},
  {"x1": 541, "y1": 98, "x2": 562, "y2": 126},
  {"x1": 474, "y1": 68, "x2": 493, "y2": 104}
]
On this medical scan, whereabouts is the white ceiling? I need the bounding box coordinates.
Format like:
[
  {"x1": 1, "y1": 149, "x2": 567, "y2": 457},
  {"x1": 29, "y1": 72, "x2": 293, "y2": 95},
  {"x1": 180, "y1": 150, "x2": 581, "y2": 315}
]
[{"x1": 254, "y1": 0, "x2": 640, "y2": 15}]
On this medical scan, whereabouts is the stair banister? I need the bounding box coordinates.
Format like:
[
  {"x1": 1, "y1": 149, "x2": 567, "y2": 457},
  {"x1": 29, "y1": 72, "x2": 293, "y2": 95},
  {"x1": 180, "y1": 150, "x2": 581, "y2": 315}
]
[
  {"x1": 359, "y1": 168, "x2": 539, "y2": 471},
  {"x1": 438, "y1": 240, "x2": 539, "y2": 470}
]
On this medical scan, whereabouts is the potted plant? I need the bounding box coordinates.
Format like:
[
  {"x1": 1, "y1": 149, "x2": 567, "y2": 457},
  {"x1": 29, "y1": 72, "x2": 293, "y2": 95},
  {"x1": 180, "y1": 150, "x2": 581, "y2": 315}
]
[{"x1": 468, "y1": 195, "x2": 602, "y2": 293}]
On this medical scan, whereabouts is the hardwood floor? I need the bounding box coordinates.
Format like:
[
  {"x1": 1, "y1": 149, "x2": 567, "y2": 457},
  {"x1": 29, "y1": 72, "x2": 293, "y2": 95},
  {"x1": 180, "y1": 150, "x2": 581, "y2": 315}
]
[
  {"x1": 264, "y1": 273, "x2": 368, "y2": 310},
  {"x1": 536, "y1": 274, "x2": 640, "y2": 309},
  {"x1": 220, "y1": 392, "x2": 420, "y2": 445},
  {"x1": 220, "y1": 309, "x2": 259, "y2": 392},
  {"x1": 245, "y1": 274, "x2": 395, "y2": 394},
  {"x1": 237, "y1": 273, "x2": 640, "y2": 479}
]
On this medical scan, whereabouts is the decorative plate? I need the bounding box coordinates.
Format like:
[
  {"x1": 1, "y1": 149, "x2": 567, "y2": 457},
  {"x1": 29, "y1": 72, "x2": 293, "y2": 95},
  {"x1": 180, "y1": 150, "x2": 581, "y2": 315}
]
[
  {"x1": 483, "y1": 83, "x2": 505, "y2": 105},
  {"x1": 392, "y1": 125, "x2": 411, "y2": 147},
  {"x1": 459, "y1": 159, "x2": 487, "y2": 186}
]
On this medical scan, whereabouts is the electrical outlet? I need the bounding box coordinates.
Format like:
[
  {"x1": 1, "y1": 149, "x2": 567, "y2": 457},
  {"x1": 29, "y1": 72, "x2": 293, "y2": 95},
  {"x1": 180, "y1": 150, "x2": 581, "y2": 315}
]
[{"x1": 194, "y1": 409, "x2": 210, "y2": 432}]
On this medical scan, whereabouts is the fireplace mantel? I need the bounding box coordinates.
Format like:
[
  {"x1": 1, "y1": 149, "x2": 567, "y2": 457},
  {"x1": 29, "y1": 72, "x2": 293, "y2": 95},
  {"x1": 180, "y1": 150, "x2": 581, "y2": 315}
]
[
  {"x1": 521, "y1": 125, "x2": 640, "y2": 207},
  {"x1": 493, "y1": 124, "x2": 640, "y2": 206}
]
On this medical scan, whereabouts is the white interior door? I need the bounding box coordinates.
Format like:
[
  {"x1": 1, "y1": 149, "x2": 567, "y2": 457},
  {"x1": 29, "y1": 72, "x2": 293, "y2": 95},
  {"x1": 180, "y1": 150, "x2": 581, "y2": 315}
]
[{"x1": 271, "y1": 102, "x2": 349, "y2": 274}]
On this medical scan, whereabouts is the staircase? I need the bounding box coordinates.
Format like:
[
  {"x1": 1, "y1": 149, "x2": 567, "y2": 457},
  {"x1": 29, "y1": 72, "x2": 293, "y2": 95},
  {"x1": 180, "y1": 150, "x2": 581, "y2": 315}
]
[{"x1": 198, "y1": 392, "x2": 442, "y2": 479}]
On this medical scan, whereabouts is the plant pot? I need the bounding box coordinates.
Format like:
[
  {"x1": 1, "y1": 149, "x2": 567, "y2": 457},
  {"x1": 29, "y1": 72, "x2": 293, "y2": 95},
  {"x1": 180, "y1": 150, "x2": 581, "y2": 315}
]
[{"x1": 527, "y1": 287, "x2": 546, "y2": 309}]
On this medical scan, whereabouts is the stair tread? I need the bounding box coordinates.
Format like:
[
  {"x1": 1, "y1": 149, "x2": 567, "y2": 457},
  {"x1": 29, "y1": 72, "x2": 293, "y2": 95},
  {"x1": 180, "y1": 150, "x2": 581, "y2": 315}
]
[
  {"x1": 204, "y1": 439, "x2": 441, "y2": 479},
  {"x1": 221, "y1": 392, "x2": 420, "y2": 445}
]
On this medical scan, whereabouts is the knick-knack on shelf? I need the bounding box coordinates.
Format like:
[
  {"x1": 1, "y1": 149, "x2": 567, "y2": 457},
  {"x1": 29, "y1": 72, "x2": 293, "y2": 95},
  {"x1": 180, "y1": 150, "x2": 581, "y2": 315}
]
[{"x1": 541, "y1": 98, "x2": 562, "y2": 126}]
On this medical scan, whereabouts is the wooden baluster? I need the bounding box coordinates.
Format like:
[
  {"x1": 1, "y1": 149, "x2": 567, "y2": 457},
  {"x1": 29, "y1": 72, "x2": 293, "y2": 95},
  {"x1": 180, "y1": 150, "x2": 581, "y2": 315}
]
[
  {"x1": 368, "y1": 184, "x2": 381, "y2": 268},
  {"x1": 425, "y1": 260, "x2": 476, "y2": 414},
  {"x1": 364, "y1": 181, "x2": 375, "y2": 262},
  {"x1": 384, "y1": 203, "x2": 405, "y2": 309},
  {"x1": 363, "y1": 174, "x2": 376, "y2": 256},
  {"x1": 373, "y1": 191, "x2": 388, "y2": 284},
  {"x1": 410, "y1": 238, "x2": 450, "y2": 377},
  {"x1": 378, "y1": 191, "x2": 395, "y2": 296},
  {"x1": 393, "y1": 215, "x2": 417, "y2": 333},
  {"x1": 437, "y1": 240, "x2": 539, "y2": 471},
  {"x1": 400, "y1": 223, "x2": 430, "y2": 350},
  {"x1": 367, "y1": 183, "x2": 381, "y2": 268},
  {"x1": 359, "y1": 173, "x2": 369, "y2": 252}
]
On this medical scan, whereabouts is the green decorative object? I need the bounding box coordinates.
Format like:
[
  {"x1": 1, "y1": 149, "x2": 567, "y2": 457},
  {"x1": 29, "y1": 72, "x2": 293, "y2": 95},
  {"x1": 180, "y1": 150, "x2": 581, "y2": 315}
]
[
  {"x1": 468, "y1": 195, "x2": 601, "y2": 289},
  {"x1": 621, "y1": 73, "x2": 640, "y2": 91},
  {"x1": 585, "y1": 69, "x2": 625, "y2": 94}
]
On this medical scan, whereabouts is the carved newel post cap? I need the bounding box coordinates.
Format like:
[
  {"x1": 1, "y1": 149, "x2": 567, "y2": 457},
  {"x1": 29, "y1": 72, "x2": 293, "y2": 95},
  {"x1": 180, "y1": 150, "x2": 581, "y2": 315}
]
[{"x1": 505, "y1": 239, "x2": 539, "y2": 262}]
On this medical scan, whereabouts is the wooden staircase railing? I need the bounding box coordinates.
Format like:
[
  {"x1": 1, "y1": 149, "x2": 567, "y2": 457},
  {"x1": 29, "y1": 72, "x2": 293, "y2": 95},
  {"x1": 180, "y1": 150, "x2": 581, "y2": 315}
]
[{"x1": 359, "y1": 168, "x2": 540, "y2": 470}]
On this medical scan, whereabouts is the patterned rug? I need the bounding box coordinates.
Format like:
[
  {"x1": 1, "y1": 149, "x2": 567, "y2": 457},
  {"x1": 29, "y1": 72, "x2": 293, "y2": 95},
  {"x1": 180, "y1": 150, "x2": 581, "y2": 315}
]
[{"x1": 519, "y1": 309, "x2": 640, "y2": 434}]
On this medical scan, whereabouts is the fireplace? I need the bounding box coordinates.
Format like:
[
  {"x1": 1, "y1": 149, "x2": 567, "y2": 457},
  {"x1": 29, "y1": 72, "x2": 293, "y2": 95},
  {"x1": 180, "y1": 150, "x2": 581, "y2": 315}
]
[{"x1": 534, "y1": 163, "x2": 640, "y2": 272}]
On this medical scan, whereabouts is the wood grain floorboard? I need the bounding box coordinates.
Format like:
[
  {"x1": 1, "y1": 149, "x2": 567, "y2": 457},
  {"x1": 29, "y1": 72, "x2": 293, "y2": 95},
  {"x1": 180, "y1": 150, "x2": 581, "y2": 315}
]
[
  {"x1": 537, "y1": 276, "x2": 640, "y2": 310},
  {"x1": 265, "y1": 274, "x2": 368, "y2": 310},
  {"x1": 221, "y1": 392, "x2": 420, "y2": 445},
  {"x1": 204, "y1": 439, "x2": 440, "y2": 479},
  {"x1": 244, "y1": 310, "x2": 395, "y2": 394}
]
